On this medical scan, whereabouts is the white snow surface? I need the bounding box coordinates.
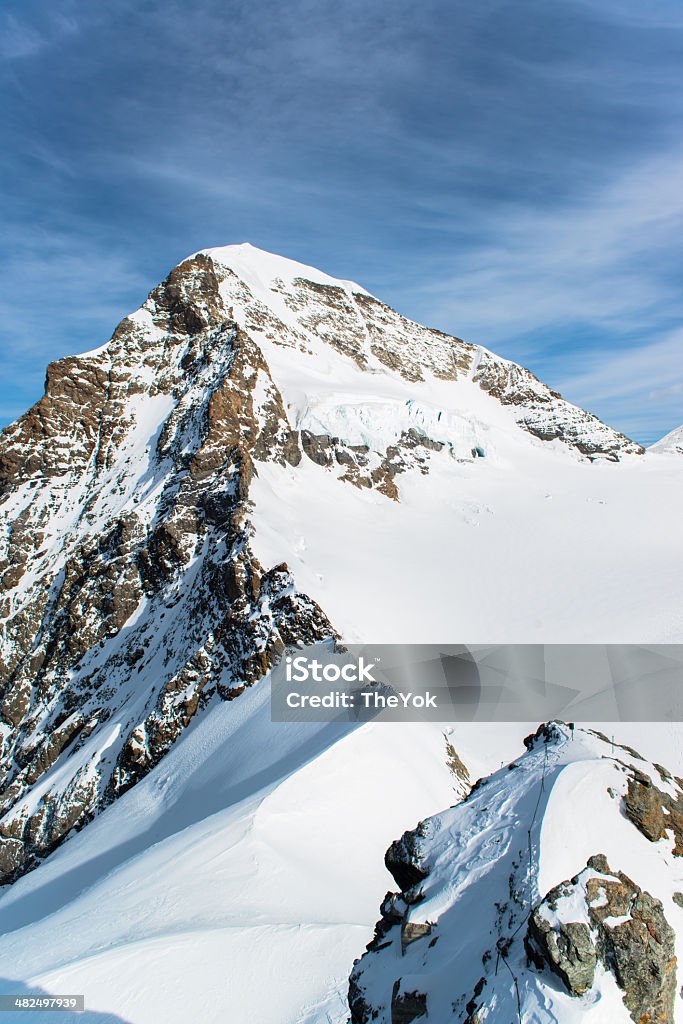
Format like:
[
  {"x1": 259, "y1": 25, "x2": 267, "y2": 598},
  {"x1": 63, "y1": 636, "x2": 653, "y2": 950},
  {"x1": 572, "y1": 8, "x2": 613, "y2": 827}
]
[
  {"x1": 0, "y1": 680, "x2": 525, "y2": 1024},
  {"x1": 250, "y1": 445, "x2": 683, "y2": 643},
  {"x1": 1, "y1": 696, "x2": 681, "y2": 1023},
  {"x1": 202, "y1": 241, "x2": 371, "y2": 298},
  {"x1": 651, "y1": 424, "x2": 683, "y2": 455}
]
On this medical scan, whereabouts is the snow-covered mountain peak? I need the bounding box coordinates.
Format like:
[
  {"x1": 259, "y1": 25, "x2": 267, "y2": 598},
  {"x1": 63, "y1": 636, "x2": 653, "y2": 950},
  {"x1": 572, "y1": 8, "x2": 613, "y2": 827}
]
[
  {"x1": 651, "y1": 425, "x2": 683, "y2": 455},
  {"x1": 0, "y1": 243, "x2": 675, "y2": 898},
  {"x1": 198, "y1": 241, "x2": 372, "y2": 299},
  {"x1": 1, "y1": 243, "x2": 683, "y2": 1023}
]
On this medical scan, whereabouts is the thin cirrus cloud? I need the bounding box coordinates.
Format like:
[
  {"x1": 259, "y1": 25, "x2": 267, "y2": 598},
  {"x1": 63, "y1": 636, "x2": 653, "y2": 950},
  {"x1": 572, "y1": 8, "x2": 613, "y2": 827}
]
[
  {"x1": 403, "y1": 148, "x2": 683, "y2": 442},
  {"x1": 0, "y1": 0, "x2": 682, "y2": 444},
  {"x1": 556, "y1": 330, "x2": 683, "y2": 442}
]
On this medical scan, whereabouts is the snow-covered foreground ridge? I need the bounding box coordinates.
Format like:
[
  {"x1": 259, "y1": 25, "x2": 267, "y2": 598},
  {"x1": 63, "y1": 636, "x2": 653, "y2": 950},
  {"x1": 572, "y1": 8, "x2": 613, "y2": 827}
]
[
  {"x1": 351, "y1": 722, "x2": 683, "y2": 1024},
  {"x1": 0, "y1": 241, "x2": 682, "y2": 894},
  {"x1": 1, "y1": 706, "x2": 681, "y2": 1024}
]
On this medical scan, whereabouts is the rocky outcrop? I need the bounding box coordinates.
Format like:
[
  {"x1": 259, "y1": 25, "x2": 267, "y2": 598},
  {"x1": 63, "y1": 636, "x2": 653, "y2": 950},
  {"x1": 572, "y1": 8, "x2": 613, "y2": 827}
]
[
  {"x1": 350, "y1": 976, "x2": 429, "y2": 1024},
  {"x1": 527, "y1": 855, "x2": 677, "y2": 1024},
  {"x1": 390, "y1": 984, "x2": 428, "y2": 1024},
  {"x1": 527, "y1": 913, "x2": 596, "y2": 995},
  {"x1": 385, "y1": 822, "x2": 431, "y2": 893},
  {"x1": 444, "y1": 729, "x2": 471, "y2": 793},
  {"x1": 623, "y1": 768, "x2": 683, "y2": 855},
  {"x1": 298, "y1": 426, "x2": 442, "y2": 501},
  {"x1": 473, "y1": 350, "x2": 643, "y2": 460}
]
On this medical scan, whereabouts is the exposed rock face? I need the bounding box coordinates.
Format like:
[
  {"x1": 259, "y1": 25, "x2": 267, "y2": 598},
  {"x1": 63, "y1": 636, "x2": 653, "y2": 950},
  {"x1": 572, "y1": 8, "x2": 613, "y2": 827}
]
[
  {"x1": 348, "y1": 975, "x2": 375, "y2": 1024},
  {"x1": 444, "y1": 730, "x2": 471, "y2": 792},
  {"x1": 0, "y1": 253, "x2": 337, "y2": 884},
  {"x1": 623, "y1": 768, "x2": 683, "y2": 855},
  {"x1": 527, "y1": 912, "x2": 596, "y2": 995},
  {"x1": 385, "y1": 822, "x2": 431, "y2": 892},
  {"x1": 0, "y1": 245, "x2": 644, "y2": 886},
  {"x1": 473, "y1": 350, "x2": 641, "y2": 460},
  {"x1": 349, "y1": 971, "x2": 429, "y2": 1024},
  {"x1": 390, "y1": 984, "x2": 427, "y2": 1024},
  {"x1": 527, "y1": 855, "x2": 677, "y2": 1024},
  {"x1": 298, "y1": 427, "x2": 442, "y2": 501}
]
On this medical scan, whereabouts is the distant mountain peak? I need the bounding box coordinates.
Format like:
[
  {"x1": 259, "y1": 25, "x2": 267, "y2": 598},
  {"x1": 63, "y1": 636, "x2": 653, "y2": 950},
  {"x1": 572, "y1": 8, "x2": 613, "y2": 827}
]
[{"x1": 650, "y1": 424, "x2": 683, "y2": 454}]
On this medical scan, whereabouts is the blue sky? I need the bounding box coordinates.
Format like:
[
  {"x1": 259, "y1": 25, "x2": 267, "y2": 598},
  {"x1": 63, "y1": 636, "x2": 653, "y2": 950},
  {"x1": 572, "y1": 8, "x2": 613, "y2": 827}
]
[{"x1": 1, "y1": 0, "x2": 682, "y2": 444}]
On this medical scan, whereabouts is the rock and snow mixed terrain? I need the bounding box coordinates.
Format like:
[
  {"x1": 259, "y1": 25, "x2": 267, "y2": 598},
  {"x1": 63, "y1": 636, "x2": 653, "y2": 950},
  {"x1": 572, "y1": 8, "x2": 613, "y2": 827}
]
[
  {"x1": 0, "y1": 242, "x2": 682, "y2": 1022},
  {"x1": 350, "y1": 723, "x2": 683, "y2": 1024}
]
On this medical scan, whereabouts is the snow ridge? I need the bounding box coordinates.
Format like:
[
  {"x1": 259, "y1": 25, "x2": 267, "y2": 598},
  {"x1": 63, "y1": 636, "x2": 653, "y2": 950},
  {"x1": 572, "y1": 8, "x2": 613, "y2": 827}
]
[{"x1": 350, "y1": 723, "x2": 683, "y2": 1024}]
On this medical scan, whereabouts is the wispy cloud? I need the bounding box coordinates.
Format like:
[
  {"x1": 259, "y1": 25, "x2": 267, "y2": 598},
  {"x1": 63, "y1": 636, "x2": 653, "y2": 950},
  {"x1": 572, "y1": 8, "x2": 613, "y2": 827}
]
[
  {"x1": 0, "y1": 221, "x2": 149, "y2": 423},
  {"x1": 412, "y1": 148, "x2": 683, "y2": 339},
  {"x1": 555, "y1": 330, "x2": 683, "y2": 444},
  {"x1": 0, "y1": 14, "x2": 44, "y2": 60},
  {"x1": 395, "y1": 147, "x2": 683, "y2": 442},
  {"x1": 0, "y1": 6, "x2": 80, "y2": 61},
  {"x1": 1, "y1": 0, "x2": 682, "y2": 443}
]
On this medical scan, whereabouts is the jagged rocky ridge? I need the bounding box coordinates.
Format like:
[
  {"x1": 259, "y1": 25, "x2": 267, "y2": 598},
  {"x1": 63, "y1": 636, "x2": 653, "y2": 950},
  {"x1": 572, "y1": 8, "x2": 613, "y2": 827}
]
[
  {"x1": 0, "y1": 245, "x2": 644, "y2": 885},
  {"x1": 349, "y1": 722, "x2": 683, "y2": 1024}
]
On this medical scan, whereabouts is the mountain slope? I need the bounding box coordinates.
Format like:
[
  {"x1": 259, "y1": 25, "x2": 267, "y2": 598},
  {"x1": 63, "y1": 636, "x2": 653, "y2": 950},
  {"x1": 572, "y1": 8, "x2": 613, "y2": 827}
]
[
  {"x1": 350, "y1": 722, "x2": 683, "y2": 1024},
  {"x1": 1, "y1": 709, "x2": 682, "y2": 1024},
  {"x1": 0, "y1": 683, "x2": 522, "y2": 1024},
  {"x1": 651, "y1": 425, "x2": 683, "y2": 455},
  {"x1": 0, "y1": 243, "x2": 681, "y2": 893},
  {"x1": 2, "y1": 701, "x2": 682, "y2": 1024}
]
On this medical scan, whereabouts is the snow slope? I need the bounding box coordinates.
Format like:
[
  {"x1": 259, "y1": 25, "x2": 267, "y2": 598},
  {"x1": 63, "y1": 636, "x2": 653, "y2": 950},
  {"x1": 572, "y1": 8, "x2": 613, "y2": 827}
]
[
  {"x1": 250, "y1": 442, "x2": 683, "y2": 643},
  {"x1": 651, "y1": 425, "x2": 683, "y2": 455},
  {"x1": 0, "y1": 677, "x2": 527, "y2": 1024},
  {"x1": 1, "y1": 692, "x2": 682, "y2": 1024}
]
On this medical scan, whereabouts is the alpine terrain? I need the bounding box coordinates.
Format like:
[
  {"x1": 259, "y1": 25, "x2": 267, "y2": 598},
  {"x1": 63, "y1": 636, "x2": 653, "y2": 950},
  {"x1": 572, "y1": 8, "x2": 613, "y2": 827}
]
[
  {"x1": 651, "y1": 426, "x2": 683, "y2": 456},
  {"x1": 0, "y1": 244, "x2": 682, "y2": 1023},
  {"x1": 350, "y1": 722, "x2": 683, "y2": 1024}
]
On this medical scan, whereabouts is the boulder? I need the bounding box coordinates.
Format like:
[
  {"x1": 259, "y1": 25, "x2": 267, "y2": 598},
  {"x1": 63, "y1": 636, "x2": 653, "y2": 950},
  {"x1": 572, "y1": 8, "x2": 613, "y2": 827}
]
[{"x1": 527, "y1": 855, "x2": 677, "y2": 1024}]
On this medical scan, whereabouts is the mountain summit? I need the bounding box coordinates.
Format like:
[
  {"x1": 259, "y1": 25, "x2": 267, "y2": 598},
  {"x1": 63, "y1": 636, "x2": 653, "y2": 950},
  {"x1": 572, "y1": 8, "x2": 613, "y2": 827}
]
[
  {"x1": 651, "y1": 425, "x2": 683, "y2": 455},
  {"x1": 0, "y1": 244, "x2": 678, "y2": 887}
]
